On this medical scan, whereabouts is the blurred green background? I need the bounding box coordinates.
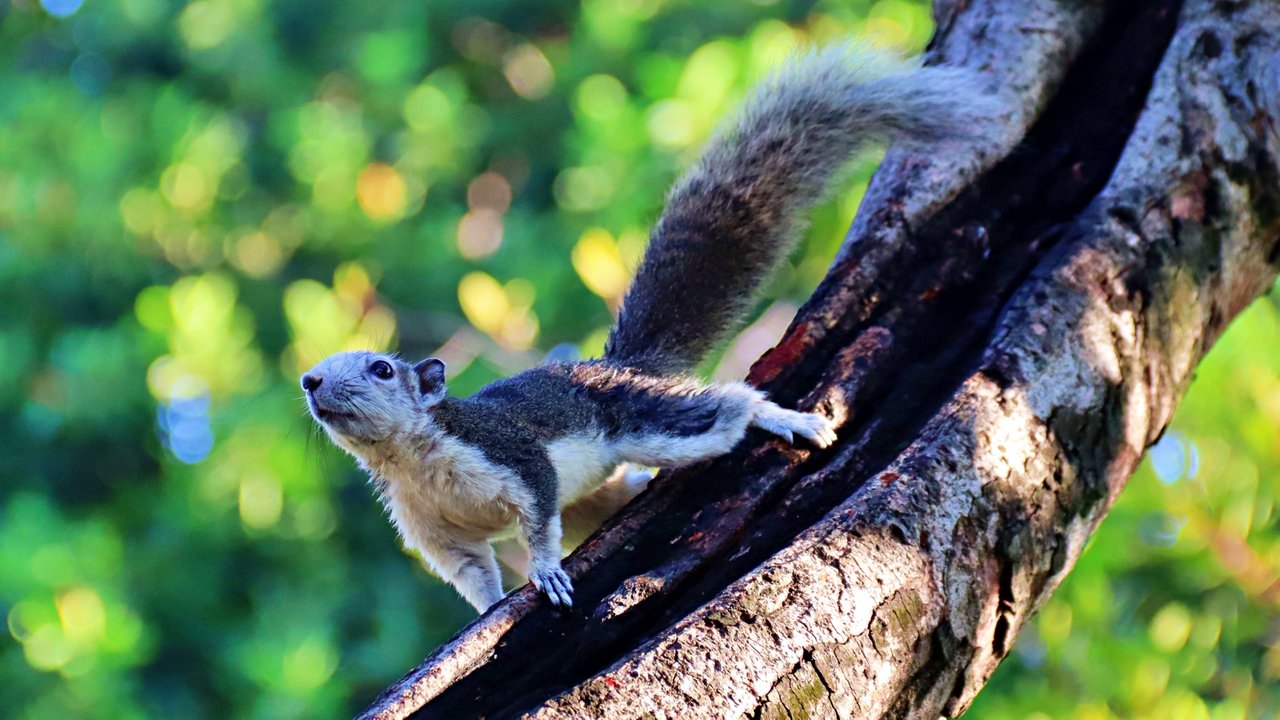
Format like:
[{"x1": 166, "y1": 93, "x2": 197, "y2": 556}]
[{"x1": 0, "y1": 0, "x2": 1275, "y2": 717}]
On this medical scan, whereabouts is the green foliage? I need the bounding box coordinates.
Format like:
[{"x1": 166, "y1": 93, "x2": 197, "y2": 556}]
[{"x1": 0, "y1": 0, "x2": 1275, "y2": 718}]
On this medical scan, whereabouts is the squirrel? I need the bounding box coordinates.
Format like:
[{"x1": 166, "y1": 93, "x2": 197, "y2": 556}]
[{"x1": 301, "y1": 46, "x2": 992, "y2": 612}]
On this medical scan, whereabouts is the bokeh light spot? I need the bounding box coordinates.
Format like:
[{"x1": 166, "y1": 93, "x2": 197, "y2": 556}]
[
  {"x1": 239, "y1": 472, "x2": 283, "y2": 529},
  {"x1": 120, "y1": 0, "x2": 163, "y2": 25},
  {"x1": 161, "y1": 163, "x2": 211, "y2": 213},
  {"x1": 1149, "y1": 430, "x2": 1196, "y2": 484},
  {"x1": 403, "y1": 84, "x2": 453, "y2": 133},
  {"x1": 454, "y1": 271, "x2": 539, "y2": 350},
  {"x1": 70, "y1": 53, "x2": 110, "y2": 96},
  {"x1": 282, "y1": 266, "x2": 396, "y2": 371},
  {"x1": 179, "y1": 0, "x2": 238, "y2": 50},
  {"x1": 357, "y1": 31, "x2": 422, "y2": 86},
  {"x1": 157, "y1": 393, "x2": 214, "y2": 464},
  {"x1": 312, "y1": 165, "x2": 355, "y2": 213},
  {"x1": 56, "y1": 587, "x2": 106, "y2": 647},
  {"x1": 457, "y1": 209, "x2": 503, "y2": 260},
  {"x1": 356, "y1": 163, "x2": 407, "y2": 222},
  {"x1": 1150, "y1": 602, "x2": 1193, "y2": 653},
  {"x1": 646, "y1": 100, "x2": 698, "y2": 150},
  {"x1": 571, "y1": 228, "x2": 630, "y2": 303},
  {"x1": 23, "y1": 624, "x2": 73, "y2": 671},
  {"x1": 553, "y1": 166, "x2": 614, "y2": 211},
  {"x1": 677, "y1": 40, "x2": 738, "y2": 111},
  {"x1": 868, "y1": 0, "x2": 932, "y2": 48},
  {"x1": 452, "y1": 16, "x2": 511, "y2": 62},
  {"x1": 500, "y1": 311, "x2": 539, "y2": 351},
  {"x1": 457, "y1": 272, "x2": 509, "y2": 335},
  {"x1": 503, "y1": 44, "x2": 555, "y2": 100},
  {"x1": 466, "y1": 172, "x2": 512, "y2": 214},
  {"x1": 281, "y1": 637, "x2": 338, "y2": 692},
  {"x1": 40, "y1": 0, "x2": 83, "y2": 18},
  {"x1": 231, "y1": 231, "x2": 285, "y2": 278},
  {"x1": 119, "y1": 188, "x2": 166, "y2": 237},
  {"x1": 575, "y1": 74, "x2": 628, "y2": 123},
  {"x1": 8, "y1": 600, "x2": 50, "y2": 645}
]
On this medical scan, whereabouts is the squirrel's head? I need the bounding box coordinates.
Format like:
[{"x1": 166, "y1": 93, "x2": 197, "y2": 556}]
[{"x1": 300, "y1": 351, "x2": 447, "y2": 447}]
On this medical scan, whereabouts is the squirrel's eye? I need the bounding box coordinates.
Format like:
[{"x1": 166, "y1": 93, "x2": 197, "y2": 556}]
[{"x1": 369, "y1": 360, "x2": 394, "y2": 380}]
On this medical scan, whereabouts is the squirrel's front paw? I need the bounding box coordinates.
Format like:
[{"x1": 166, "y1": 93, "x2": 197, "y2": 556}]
[{"x1": 529, "y1": 563, "x2": 574, "y2": 607}]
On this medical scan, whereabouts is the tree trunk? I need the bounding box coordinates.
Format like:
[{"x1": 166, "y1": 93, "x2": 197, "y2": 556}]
[{"x1": 362, "y1": 0, "x2": 1280, "y2": 717}]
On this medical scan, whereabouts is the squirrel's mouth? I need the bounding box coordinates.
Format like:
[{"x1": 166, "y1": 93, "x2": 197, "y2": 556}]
[{"x1": 307, "y1": 398, "x2": 357, "y2": 424}]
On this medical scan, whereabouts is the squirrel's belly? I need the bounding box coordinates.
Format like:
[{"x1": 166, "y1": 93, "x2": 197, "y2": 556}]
[
  {"x1": 546, "y1": 431, "x2": 620, "y2": 507},
  {"x1": 379, "y1": 434, "x2": 525, "y2": 543},
  {"x1": 434, "y1": 496, "x2": 517, "y2": 538},
  {"x1": 385, "y1": 459, "x2": 518, "y2": 542}
]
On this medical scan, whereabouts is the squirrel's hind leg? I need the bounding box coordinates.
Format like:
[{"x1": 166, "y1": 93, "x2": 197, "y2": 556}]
[
  {"x1": 611, "y1": 382, "x2": 835, "y2": 469},
  {"x1": 562, "y1": 464, "x2": 653, "y2": 545},
  {"x1": 702, "y1": 382, "x2": 837, "y2": 449}
]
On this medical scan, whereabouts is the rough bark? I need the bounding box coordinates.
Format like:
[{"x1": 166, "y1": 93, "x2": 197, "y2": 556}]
[{"x1": 362, "y1": 0, "x2": 1280, "y2": 717}]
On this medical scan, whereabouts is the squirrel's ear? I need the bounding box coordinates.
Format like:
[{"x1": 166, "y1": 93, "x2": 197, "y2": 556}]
[{"x1": 413, "y1": 358, "x2": 447, "y2": 400}]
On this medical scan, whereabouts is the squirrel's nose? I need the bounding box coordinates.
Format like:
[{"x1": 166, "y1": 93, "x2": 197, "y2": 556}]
[{"x1": 301, "y1": 374, "x2": 322, "y2": 392}]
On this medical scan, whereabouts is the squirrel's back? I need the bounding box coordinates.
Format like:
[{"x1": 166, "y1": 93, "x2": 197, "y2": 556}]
[{"x1": 604, "y1": 45, "x2": 994, "y2": 375}]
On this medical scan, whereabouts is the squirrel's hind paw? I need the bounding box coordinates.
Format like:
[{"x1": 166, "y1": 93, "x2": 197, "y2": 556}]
[
  {"x1": 754, "y1": 405, "x2": 837, "y2": 449},
  {"x1": 794, "y1": 412, "x2": 837, "y2": 449}
]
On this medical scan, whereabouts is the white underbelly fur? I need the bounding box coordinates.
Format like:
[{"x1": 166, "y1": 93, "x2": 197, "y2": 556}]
[
  {"x1": 373, "y1": 429, "x2": 626, "y2": 551},
  {"x1": 377, "y1": 433, "x2": 525, "y2": 543},
  {"x1": 546, "y1": 432, "x2": 620, "y2": 506}
]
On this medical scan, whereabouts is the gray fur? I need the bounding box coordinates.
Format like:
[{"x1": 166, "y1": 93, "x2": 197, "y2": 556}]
[
  {"x1": 606, "y1": 44, "x2": 997, "y2": 374},
  {"x1": 431, "y1": 393, "x2": 566, "y2": 524}
]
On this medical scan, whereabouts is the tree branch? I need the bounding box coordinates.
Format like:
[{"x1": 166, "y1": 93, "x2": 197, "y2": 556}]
[{"x1": 362, "y1": 0, "x2": 1280, "y2": 717}]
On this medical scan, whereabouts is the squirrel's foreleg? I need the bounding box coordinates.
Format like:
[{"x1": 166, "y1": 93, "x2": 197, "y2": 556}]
[
  {"x1": 516, "y1": 507, "x2": 573, "y2": 607},
  {"x1": 416, "y1": 535, "x2": 505, "y2": 612}
]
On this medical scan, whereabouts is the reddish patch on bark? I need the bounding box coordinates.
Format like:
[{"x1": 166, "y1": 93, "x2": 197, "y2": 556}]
[
  {"x1": 1171, "y1": 170, "x2": 1208, "y2": 221},
  {"x1": 829, "y1": 256, "x2": 864, "y2": 277},
  {"x1": 603, "y1": 676, "x2": 619, "y2": 688},
  {"x1": 880, "y1": 472, "x2": 900, "y2": 484},
  {"x1": 748, "y1": 322, "x2": 813, "y2": 386}
]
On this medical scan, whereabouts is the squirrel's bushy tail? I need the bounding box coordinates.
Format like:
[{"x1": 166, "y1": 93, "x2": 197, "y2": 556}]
[{"x1": 604, "y1": 44, "x2": 994, "y2": 375}]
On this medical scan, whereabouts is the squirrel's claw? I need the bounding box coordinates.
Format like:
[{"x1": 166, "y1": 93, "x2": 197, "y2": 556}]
[
  {"x1": 755, "y1": 405, "x2": 837, "y2": 450},
  {"x1": 798, "y1": 413, "x2": 838, "y2": 449},
  {"x1": 530, "y1": 564, "x2": 575, "y2": 607}
]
